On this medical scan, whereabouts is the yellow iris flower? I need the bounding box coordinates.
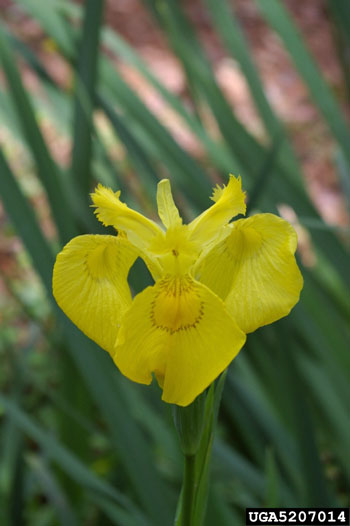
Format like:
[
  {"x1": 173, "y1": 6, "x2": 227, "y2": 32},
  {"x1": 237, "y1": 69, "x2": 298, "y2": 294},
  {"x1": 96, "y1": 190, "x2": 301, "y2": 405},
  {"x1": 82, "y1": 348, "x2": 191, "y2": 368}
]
[{"x1": 53, "y1": 176, "x2": 303, "y2": 406}]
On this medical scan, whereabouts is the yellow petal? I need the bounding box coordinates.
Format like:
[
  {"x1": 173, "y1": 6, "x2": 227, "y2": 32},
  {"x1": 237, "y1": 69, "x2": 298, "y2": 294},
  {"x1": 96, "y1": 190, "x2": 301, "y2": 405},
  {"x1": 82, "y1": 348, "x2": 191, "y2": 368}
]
[
  {"x1": 157, "y1": 179, "x2": 182, "y2": 228},
  {"x1": 91, "y1": 184, "x2": 163, "y2": 251},
  {"x1": 113, "y1": 275, "x2": 246, "y2": 406},
  {"x1": 198, "y1": 213, "x2": 303, "y2": 333},
  {"x1": 188, "y1": 175, "x2": 246, "y2": 246},
  {"x1": 53, "y1": 234, "x2": 138, "y2": 354}
]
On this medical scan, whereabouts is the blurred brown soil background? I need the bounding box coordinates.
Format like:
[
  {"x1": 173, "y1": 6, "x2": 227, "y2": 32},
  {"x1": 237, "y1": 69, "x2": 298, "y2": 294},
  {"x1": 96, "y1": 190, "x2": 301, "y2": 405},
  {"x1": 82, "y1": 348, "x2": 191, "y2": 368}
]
[{"x1": 0, "y1": 0, "x2": 349, "y2": 295}]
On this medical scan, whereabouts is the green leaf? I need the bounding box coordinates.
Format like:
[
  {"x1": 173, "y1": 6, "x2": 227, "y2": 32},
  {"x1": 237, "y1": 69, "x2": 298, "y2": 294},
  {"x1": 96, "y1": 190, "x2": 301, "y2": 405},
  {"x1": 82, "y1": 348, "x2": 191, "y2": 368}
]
[
  {"x1": 99, "y1": 66, "x2": 212, "y2": 210},
  {"x1": 14, "y1": 0, "x2": 214, "y2": 209},
  {"x1": 225, "y1": 366, "x2": 302, "y2": 502},
  {"x1": 246, "y1": 132, "x2": 284, "y2": 215},
  {"x1": 0, "y1": 394, "x2": 148, "y2": 524},
  {"x1": 213, "y1": 441, "x2": 265, "y2": 502},
  {"x1": 71, "y1": 0, "x2": 105, "y2": 196},
  {"x1": 13, "y1": 0, "x2": 74, "y2": 57},
  {"x1": 297, "y1": 353, "x2": 350, "y2": 472},
  {"x1": 0, "y1": 148, "x2": 55, "y2": 293},
  {"x1": 264, "y1": 449, "x2": 280, "y2": 507},
  {"x1": 254, "y1": 0, "x2": 350, "y2": 165},
  {"x1": 0, "y1": 26, "x2": 77, "y2": 245},
  {"x1": 273, "y1": 322, "x2": 335, "y2": 506},
  {"x1": 27, "y1": 454, "x2": 78, "y2": 526},
  {"x1": 203, "y1": 0, "x2": 301, "y2": 175},
  {"x1": 99, "y1": 97, "x2": 159, "y2": 204},
  {"x1": 193, "y1": 372, "x2": 227, "y2": 526},
  {"x1": 0, "y1": 360, "x2": 25, "y2": 526},
  {"x1": 102, "y1": 27, "x2": 236, "y2": 173},
  {"x1": 205, "y1": 484, "x2": 242, "y2": 526},
  {"x1": 327, "y1": 0, "x2": 350, "y2": 104},
  {"x1": 90, "y1": 495, "x2": 151, "y2": 526}
]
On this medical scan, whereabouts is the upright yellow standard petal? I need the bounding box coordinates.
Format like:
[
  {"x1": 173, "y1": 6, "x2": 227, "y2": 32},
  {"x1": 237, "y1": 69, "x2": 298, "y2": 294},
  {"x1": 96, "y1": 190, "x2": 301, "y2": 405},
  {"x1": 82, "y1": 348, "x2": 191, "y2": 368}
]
[
  {"x1": 53, "y1": 234, "x2": 137, "y2": 354},
  {"x1": 91, "y1": 184, "x2": 163, "y2": 251},
  {"x1": 157, "y1": 179, "x2": 182, "y2": 228},
  {"x1": 113, "y1": 275, "x2": 246, "y2": 406},
  {"x1": 198, "y1": 213, "x2": 303, "y2": 333},
  {"x1": 188, "y1": 175, "x2": 246, "y2": 246}
]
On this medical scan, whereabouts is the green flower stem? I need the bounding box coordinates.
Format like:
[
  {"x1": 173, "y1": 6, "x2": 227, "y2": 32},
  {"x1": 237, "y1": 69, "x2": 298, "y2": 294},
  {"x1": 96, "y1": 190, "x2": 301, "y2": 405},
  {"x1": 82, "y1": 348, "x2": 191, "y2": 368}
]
[
  {"x1": 174, "y1": 371, "x2": 228, "y2": 526},
  {"x1": 181, "y1": 454, "x2": 196, "y2": 526}
]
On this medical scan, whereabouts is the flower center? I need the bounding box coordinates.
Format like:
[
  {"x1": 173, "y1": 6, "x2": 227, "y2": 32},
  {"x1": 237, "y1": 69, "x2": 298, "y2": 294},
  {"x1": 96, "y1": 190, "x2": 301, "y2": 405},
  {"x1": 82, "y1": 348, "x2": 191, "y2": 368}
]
[
  {"x1": 151, "y1": 276, "x2": 204, "y2": 334},
  {"x1": 148, "y1": 224, "x2": 200, "y2": 275}
]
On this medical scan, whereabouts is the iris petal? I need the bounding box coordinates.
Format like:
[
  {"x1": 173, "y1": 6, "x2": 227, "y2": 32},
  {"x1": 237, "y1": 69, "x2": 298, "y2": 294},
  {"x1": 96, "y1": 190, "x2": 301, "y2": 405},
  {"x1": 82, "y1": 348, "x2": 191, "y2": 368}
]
[
  {"x1": 188, "y1": 175, "x2": 246, "y2": 247},
  {"x1": 91, "y1": 184, "x2": 163, "y2": 251},
  {"x1": 53, "y1": 234, "x2": 137, "y2": 354},
  {"x1": 157, "y1": 179, "x2": 182, "y2": 228},
  {"x1": 113, "y1": 275, "x2": 246, "y2": 406},
  {"x1": 198, "y1": 213, "x2": 303, "y2": 333}
]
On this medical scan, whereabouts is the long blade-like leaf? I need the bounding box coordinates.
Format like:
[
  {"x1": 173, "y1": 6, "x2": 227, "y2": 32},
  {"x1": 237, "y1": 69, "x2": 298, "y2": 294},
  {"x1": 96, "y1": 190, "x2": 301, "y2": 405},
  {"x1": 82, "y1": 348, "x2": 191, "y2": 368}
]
[
  {"x1": 203, "y1": 0, "x2": 301, "y2": 176},
  {"x1": 71, "y1": 0, "x2": 105, "y2": 196},
  {"x1": 0, "y1": 148, "x2": 55, "y2": 292},
  {"x1": 254, "y1": 0, "x2": 350, "y2": 165},
  {"x1": 0, "y1": 394, "x2": 148, "y2": 524},
  {"x1": 0, "y1": 26, "x2": 77, "y2": 245}
]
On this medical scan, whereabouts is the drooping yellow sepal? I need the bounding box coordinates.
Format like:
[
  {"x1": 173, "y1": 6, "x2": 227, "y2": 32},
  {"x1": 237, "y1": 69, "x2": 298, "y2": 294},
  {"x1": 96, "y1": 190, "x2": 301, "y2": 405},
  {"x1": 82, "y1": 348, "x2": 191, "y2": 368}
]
[
  {"x1": 198, "y1": 213, "x2": 303, "y2": 333},
  {"x1": 53, "y1": 234, "x2": 138, "y2": 354},
  {"x1": 113, "y1": 275, "x2": 246, "y2": 406}
]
